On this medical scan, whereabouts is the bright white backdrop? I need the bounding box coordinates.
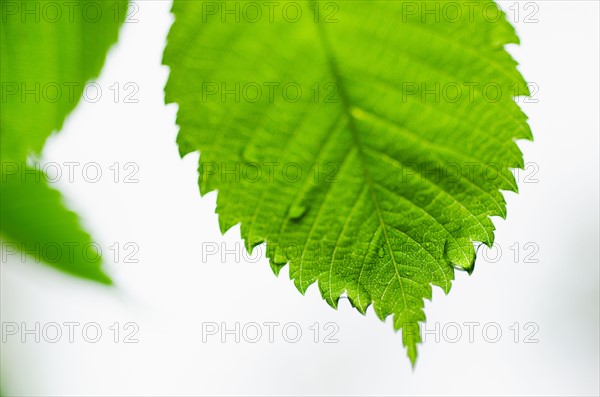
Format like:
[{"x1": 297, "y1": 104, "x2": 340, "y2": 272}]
[{"x1": 1, "y1": 1, "x2": 599, "y2": 395}]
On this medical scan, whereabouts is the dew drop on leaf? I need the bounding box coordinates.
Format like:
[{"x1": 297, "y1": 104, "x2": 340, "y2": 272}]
[{"x1": 288, "y1": 203, "x2": 308, "y2": 220}]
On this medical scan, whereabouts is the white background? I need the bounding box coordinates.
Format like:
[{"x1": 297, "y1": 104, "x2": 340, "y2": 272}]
[{"x1": 1, "y1": 1, "x2": 599, "y2": 395}]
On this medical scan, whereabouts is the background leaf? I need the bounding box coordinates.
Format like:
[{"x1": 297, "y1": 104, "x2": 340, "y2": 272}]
[
  {"x1": 164, "y1": 0, "x2": 531, "y2": 364},
  {"x1": 1, "y1": 0, "x2": 127, "y2": 282},
  {"x1": 0, "y1": 168, "x2": 111, "y2": 284}
]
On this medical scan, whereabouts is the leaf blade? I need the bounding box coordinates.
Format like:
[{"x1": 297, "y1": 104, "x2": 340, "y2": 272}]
[
  {"x1": 1, "y1": 0, "x2": 127, "y2": 282},
  {"x1": 1, "y1": 168, "x2": 111, "y2": 284},
  {"x1": 164, "y1": 0, "x2": 531, "y2": 363}
]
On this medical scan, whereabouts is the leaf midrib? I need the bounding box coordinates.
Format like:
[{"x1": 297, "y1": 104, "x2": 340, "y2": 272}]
[{"x1": 314, "y1": 22, "x2": 411, "y2": 313}]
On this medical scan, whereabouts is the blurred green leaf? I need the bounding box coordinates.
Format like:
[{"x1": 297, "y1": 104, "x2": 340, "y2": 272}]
[
  {"x1": 1, "y1": 0, "x2": 127, "y2": 160},
  {"x1": 1, "y1": 167, "x2": 111, "y2": 284},
  {"x1": 1, "y1": 0, "x2": 127, "y2": 282}
]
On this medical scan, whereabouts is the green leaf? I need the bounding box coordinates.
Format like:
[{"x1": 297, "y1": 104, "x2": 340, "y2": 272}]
[
  {"x1": 1, "y1": 0, "x2": 127, "y2": 161},
  {"x1": 1, "y1": 0, "x2": 127, "y2": 282},
  {"x1": 0, "y1": 168, "x2": 111, "y2": 284},
  {"x1": 164, "y1": 0, "x2": 531, "y2": 364}
]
